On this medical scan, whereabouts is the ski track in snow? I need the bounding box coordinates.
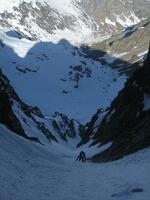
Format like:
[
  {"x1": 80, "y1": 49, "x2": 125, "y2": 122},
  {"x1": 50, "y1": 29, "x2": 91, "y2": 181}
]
[{"x1": 1, "y1": 126, "x2": 150, "y2": 200}]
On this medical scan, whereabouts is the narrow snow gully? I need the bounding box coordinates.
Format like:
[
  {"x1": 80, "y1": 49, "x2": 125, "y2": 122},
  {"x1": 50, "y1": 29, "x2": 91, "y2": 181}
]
[{"x1": 1, "y1": 125, "x2": 150, "y2": 200}]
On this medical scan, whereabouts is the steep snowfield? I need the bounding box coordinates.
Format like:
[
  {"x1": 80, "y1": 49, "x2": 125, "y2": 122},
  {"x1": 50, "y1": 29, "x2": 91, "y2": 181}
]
[
  {"x1": 0, "y1": 31, "x2": 126, "y2": 123},
  {"x1": 1, "y1": 125, "x2": 150, "y2": 200}
]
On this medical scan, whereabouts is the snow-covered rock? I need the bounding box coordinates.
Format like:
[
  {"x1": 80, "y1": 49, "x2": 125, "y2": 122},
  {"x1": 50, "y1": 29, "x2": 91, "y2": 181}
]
[
  {"x1": 0, "y1": 0, "x2": 97, "y2": 44},
  {"x1": 81, "y1": 0, "x2": 150, "y2": 35}
]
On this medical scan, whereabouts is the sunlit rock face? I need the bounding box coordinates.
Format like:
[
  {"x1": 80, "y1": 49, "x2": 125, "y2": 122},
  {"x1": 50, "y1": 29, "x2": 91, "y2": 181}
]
[{"x1": 80, "y1": 0, "x2": 150, "y2": 34}]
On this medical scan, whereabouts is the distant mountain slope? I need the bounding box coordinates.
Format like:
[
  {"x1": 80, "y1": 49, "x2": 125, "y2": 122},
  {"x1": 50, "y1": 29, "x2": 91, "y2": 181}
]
[
  {"x1": 92, "y1": 17, "x2": 150, "y2": 75},
  {"x1": 81, "y1": 0, "x2": 150, "y2": 35},
  {"x1": 0, "y1": 0, "x2": 97, "y2": 43}
]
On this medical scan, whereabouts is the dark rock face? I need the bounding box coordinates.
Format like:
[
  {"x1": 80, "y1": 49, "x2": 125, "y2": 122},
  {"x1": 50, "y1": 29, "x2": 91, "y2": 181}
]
[
  {"x1": 91, "y1": 46, "x2": 150, "y2": 162},
  {"x1": 77, "y1": 109, "x2": 104, "y2": 147},
  {"x1": 0, "y1": 69, "x2": 27, "y2": 137},
  {"x1": 52, "y1": 112, "x2": 84, "y2": 143}
]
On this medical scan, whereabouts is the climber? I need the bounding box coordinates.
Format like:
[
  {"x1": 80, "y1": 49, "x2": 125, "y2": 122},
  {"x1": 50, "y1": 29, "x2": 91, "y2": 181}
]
[{"x1": 76, "y1": 151, "x2": 86, "y2": 162}]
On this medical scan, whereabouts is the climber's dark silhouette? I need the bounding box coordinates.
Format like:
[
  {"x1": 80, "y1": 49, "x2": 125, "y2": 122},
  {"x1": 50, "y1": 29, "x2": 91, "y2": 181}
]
[{"x1": 76, "y1": 151, "x2": 86, "y2": 162}]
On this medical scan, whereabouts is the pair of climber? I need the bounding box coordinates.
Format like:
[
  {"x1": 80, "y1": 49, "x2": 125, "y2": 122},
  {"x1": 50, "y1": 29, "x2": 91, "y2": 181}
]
[{"x1": 76, "y1": 151, "x2": 86, "y2": 162}]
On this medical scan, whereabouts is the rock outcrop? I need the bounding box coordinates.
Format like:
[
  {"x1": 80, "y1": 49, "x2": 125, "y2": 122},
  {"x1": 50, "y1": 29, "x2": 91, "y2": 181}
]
[
  {"x1": 91, "y1": 46, "x2": 150, "y2": 162},
  {"x1": 0, "y1": 69, "x2": 57, "y2": 143}
]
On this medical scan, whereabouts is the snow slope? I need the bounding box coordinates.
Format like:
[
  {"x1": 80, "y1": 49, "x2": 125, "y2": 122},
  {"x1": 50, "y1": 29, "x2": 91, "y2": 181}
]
[
  {"x1": 0, "y1": 30, "x2": 126, "y2": 123},
  {"x1": 1, "y1": 125, "x2": 150, "y2": 200}
]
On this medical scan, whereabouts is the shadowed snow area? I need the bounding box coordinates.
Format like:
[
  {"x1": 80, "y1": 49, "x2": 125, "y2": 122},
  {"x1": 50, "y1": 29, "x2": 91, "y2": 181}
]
[
  {"x1": 1, "y1": 125, "x2": 150, "y2": 200},
  {"x1": 0, "y1": 30, "x2": 126, "y2": 123}
]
